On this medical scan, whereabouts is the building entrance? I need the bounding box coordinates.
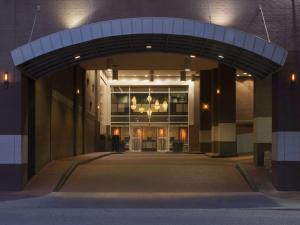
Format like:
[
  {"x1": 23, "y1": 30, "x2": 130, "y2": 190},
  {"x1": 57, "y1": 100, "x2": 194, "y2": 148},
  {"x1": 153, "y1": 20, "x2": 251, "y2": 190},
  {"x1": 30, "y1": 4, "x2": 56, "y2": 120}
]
[
  {"x1": 129, "y1": 125, "x2": 169, "y2": 152},
  {"x1": 110, "y1": 84, "x2": 190, "y2": 153}
]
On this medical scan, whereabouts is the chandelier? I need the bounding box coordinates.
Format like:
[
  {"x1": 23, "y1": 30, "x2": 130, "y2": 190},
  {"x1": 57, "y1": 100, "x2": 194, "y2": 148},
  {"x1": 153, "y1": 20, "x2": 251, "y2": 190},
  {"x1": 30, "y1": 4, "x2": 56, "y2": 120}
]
[{"x1": 130, "y1": 89, "x2": 168, "y2": 120}]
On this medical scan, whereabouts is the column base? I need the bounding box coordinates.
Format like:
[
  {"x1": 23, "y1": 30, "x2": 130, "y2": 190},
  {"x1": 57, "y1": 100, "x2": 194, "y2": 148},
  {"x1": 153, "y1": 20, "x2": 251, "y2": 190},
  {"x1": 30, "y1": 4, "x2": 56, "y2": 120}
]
[
  {"x1": 200, "y1": 143, "x2": 211, "y2": 153},
  {"x1": 272, "y1": 161, "x2": 300, "y2": 191},
  {"x1": 212, "y1": 141, "x2": 237, "y2": 156},
  {"x1": 0, "y1": 164, "x2": 27, "y2": 191},
  {"x1": 254, "y1": 143, "x2": 271, "y2": 167}
]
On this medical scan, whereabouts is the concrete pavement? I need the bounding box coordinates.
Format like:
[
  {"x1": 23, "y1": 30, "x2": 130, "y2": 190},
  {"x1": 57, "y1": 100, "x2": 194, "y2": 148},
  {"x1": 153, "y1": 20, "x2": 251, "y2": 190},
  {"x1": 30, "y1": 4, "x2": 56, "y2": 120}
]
[
  {"x1": 1, "y1": 153, "x2": 300, "y2": 225},
  {"x1": 61, "y1": 153, "x2": 252, "y2": 192}
]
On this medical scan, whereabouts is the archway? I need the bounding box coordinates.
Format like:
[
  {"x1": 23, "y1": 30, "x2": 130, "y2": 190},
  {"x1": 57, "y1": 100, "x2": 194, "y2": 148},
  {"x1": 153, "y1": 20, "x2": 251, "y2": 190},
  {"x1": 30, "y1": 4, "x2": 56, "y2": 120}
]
[{"x1": 11, "y1": 17, "x2": 287, "y2": 184}]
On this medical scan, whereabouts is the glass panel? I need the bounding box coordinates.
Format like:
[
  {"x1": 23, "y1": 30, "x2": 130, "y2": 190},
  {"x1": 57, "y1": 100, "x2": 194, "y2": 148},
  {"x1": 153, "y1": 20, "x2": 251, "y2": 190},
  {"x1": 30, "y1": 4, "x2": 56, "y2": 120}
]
[
  {"x1": 111, "y1": 116, "x2": 129, "y2": 122},
  {"x1": 111, "y1": 93, "x2": 129, "y2": 115},
  {"x1": 170, "y1": 93, "x2": 188, "y2": 115},
  {"x1": 170, "y1": 116, "x2": 188, "y2": 123}
]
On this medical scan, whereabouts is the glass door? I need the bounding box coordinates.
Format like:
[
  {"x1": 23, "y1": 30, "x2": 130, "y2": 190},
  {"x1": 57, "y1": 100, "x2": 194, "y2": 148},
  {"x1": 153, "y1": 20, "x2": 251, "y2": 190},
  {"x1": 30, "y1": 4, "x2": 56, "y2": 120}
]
[
  {"x1": 130, "y1": 127, "x2": 142, "y2": 152},
  {"x1": 157, "y1": 127, "x2": 169, "y2": 152}
]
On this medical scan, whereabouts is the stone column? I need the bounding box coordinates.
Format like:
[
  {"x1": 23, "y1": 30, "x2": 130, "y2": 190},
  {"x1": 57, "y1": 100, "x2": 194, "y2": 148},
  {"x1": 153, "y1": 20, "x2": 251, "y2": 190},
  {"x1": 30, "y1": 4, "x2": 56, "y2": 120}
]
[
  {"x1": 212, "y1": 63, "x2": 237, "y2": 156},
  {"x1": 272, "y1": 51, "x2": 300, "y2": 191},
  {"x1": 253, "y1": 75, "x2": 272, "y2": 166},
  {"x1": 199, "y1": 70, "x2": 212, "y2": 153}
]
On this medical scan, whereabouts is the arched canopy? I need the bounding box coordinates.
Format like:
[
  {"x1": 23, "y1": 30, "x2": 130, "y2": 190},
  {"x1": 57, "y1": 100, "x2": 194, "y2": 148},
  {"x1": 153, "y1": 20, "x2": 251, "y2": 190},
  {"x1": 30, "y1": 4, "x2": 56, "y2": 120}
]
[{"x1": 11, "y1": 17, "x2": 288, "y2": 79}]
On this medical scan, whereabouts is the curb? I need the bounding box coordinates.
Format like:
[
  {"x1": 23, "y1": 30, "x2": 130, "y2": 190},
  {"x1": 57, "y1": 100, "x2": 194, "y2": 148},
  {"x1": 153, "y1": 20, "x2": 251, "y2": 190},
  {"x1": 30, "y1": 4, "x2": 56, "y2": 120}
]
[
  {"x1": 53, "y1": 152, "x2": 116, "y2": 192},
  {"x1": 236, "y1": 163, "x2": 259, "y2": 192}
]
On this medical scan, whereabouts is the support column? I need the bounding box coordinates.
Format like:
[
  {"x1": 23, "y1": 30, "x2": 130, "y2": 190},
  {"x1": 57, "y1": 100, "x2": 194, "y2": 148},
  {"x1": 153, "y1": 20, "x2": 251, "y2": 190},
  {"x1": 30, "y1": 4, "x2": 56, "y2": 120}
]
[
  {"x1": 212, "y1": 63, "x2": 237, "y2": 156},
  {"x1": 199, "y1": 70, "x2": 212, "y2": 153},
  {"x1": 272, "y1": 51, "x2": 300, "y2": 191},
  {"x1": 253, "y1": 75, "x2": 272, "y2": 166}
]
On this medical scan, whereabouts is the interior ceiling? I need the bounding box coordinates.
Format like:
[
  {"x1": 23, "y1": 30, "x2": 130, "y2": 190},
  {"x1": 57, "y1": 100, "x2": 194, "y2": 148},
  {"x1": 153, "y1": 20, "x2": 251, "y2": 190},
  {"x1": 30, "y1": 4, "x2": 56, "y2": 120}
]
[
  {"x1": 80, "y1": 52, "x2": 249, "y2": 77},
  {"x1": 80, "y1": 52, "x2": 217, "y2": 71}
]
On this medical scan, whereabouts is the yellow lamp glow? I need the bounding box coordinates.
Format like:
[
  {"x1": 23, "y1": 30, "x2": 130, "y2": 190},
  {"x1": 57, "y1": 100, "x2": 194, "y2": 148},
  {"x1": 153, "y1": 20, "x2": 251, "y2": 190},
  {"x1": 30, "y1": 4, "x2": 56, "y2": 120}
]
[
  {"x1": 139, "y1": 106, "x2": 145, "y2": 113},
  {"x1": 202, "y1": 103, "x2": 209, "y2": 111},
  {"x1": 147, "y1": 95, "x2": 152, "y2": 103},
  {"x1": 131, "y1": 104, "x2": 137, "y2": 110},
  {"x1": 154, "y1": 100, "x2": 160, "y2": 110},
  {"x1": 162, "y1": 100, "x2": 168, "y2": 111},
  {"x1": 131, "y1": 96, "x2": 137, "y2": 104},
  {"x1": 291, "y1": 73, "x2": 296, "y2": 82},
  {"x1": 4, "y1": 72, "x2": 8, "y2": 81}
]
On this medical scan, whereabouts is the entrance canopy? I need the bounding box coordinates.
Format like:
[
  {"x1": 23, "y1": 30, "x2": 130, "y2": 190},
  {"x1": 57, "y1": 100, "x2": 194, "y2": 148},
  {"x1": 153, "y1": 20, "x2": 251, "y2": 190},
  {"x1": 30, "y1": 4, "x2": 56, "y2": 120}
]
[{"x1": 11, "y1": 17, "x2": 287, "y2": 79}]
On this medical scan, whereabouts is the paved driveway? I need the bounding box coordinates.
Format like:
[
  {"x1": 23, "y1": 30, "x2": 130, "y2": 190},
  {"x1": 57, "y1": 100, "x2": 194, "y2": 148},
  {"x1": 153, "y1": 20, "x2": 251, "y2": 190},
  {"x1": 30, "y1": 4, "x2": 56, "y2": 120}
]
[{"x1": 61, "y1": 153, "x2": 251, "y2": 192}]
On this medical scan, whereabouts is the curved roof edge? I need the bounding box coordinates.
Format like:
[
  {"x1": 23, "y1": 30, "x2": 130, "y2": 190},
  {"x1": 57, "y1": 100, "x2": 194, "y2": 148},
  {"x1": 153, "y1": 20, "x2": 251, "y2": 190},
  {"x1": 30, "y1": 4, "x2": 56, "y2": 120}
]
[{"x1": 11, "y1": 17, "x2": 288, "y2": 70}]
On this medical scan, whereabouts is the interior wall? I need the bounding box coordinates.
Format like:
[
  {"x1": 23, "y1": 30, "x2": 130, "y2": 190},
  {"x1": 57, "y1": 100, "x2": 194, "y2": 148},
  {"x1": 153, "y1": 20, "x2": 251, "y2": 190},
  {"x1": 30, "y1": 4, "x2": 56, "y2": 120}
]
[
  {"x1": 33, "y1": 66, "x2": 98, "y2": 173},
  {"x1": 34, "y1": 76, "x2": 51, "y2": 172}
]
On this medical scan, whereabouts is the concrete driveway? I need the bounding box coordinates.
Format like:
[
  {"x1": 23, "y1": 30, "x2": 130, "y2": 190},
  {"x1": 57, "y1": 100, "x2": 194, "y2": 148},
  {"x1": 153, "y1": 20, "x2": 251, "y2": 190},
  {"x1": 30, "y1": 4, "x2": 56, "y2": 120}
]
[{"x1": 61, "y1": 153, "x2": 251, "y2": 192}]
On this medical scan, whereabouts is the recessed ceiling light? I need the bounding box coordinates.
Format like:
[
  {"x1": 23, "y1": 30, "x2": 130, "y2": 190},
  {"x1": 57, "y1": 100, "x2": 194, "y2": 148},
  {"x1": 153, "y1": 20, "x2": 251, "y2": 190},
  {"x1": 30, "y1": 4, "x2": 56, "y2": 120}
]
[
  {"x1": 146, "y1": 45, "x2": 152, "y2": 49},
  {"x1": 218, "y1": 55, "x2": 224, "y2": 59},
  {"x1": 190, "y1": 54, "x2": 196, "y2": 58},
  {"x1": 243, "y1": 72, "x2": 247, "y2": 75},
  {"x1": 74, "y1": 55, "x2": 81, "y2": 60},
  {"x1": 236, "y1": 74, "x2": 240, "y2": 77},
  {"x1": 248, "y1": 74, "x2": 252, "y2": 77}
]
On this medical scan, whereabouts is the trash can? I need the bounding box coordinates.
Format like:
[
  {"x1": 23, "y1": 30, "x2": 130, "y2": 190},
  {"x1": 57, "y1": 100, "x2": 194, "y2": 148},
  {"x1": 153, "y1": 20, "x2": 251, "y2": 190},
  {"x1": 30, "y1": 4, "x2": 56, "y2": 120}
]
[{"x1": 173, "y1": 141, "x2": 183, "y2": 153}]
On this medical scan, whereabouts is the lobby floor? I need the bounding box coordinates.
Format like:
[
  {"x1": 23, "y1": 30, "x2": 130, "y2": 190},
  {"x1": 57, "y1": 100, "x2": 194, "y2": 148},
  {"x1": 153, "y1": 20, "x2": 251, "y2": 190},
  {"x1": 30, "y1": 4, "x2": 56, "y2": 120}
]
[{"x1": 60, "y1": 153, "x2": 252, "y2": 192}]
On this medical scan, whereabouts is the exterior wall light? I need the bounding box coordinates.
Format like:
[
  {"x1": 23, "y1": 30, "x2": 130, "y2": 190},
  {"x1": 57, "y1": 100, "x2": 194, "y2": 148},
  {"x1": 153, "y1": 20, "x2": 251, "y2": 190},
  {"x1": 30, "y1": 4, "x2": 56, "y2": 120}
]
[
  {"x1": 146, "y1": 44, "x2": 152, "y2": 49},
  {"x1": 3, "y1": 71, "x2": 9, "y2": 89},
  {"x1": 76, "y1": 89, "x2": 80, "y2": 95},
  {"x1": 291, "y1": 73, "x2": 297, "y2": 84},
  {"x1": 74, "y1": 55, "x2": 81, "y2": 60},
  {"x1": 202, "y1": 103, "x2": 209, "y2": 111},
  {"x1": 218, "y1": 55, "x2": 224, "y2": 59},
  {"x1": 190, "y1": 54, "x2": 196, "y2": 58},
  {"x1": 216, "y1": 88, "x2": 221, "y2": 95}
]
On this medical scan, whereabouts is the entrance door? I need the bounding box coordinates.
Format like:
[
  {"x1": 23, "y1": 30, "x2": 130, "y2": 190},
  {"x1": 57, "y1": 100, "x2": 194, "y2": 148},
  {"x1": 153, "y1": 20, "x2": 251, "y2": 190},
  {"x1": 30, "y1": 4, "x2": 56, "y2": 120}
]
[
  {"x1": 157, "y1": 127, "x2": 168, "y2": 152},
  {"x1": 130, "y1": 127, "x2": 142, "y2": 152}
]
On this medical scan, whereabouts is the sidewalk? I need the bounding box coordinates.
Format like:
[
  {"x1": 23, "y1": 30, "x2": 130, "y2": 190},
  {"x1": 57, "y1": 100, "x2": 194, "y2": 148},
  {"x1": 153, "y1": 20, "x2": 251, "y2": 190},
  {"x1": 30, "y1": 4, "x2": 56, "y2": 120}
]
[
  {"x1": 238, "y1": 157, "x2": 300, "y2": 209},
  {"x1": 0, "y1": 152, "x2": 113, "y2": 201}
]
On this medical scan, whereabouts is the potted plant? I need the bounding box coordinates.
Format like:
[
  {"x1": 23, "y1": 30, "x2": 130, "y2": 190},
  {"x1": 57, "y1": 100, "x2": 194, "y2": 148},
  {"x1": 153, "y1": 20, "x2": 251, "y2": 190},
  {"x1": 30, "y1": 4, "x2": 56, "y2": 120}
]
[
  {"x1": 105, "y1": 135, "x2": 112, "y2": 151},
  {"x1": 99, "y1": 134, "x2": 106, "y2": 151}
]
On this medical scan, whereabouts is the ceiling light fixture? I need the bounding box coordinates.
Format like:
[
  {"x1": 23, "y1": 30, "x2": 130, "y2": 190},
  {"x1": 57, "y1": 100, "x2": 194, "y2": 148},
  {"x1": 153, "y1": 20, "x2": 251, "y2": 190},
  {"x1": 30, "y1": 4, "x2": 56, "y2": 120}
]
[
  {"x1": 180, "y1": 71, "x2": 187, "y2": 82},
  {"x1": 74, "y1": 55, "x2": 81, "y2": 60},
  {"x1": 150, "y1": 70, "x2": 154, "y2": 82},
  {"x1": 218, "y1": 55, "x2": 224, "y2": 59},
  {"x1": 112, "y1": 68, "x2": 118, "y2": 80}
]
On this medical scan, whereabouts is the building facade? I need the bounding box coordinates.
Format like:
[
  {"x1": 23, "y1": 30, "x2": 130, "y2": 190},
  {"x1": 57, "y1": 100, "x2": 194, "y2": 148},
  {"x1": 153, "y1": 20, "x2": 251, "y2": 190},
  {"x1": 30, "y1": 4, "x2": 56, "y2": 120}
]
[{"x1": 0, "y1": 0, "x2": 299, "y2": 191}]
